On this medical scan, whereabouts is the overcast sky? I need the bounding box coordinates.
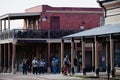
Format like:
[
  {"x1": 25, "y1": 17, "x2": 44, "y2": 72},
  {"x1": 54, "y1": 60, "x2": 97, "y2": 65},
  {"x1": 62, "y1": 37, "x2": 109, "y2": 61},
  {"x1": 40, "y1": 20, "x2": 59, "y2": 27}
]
[{"x1": 0, "y1": 0, "x2": 100, "y2": 29}]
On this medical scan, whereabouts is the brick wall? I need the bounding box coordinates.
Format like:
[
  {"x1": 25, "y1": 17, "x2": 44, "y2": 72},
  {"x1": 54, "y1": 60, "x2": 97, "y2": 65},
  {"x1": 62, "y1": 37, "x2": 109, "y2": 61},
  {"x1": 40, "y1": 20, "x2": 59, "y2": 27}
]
[
  {"x1": 24, "y1": 5, "x2": 103, "y2": 30},
  {"x1": 40, "y1": 12, "x2": 103, "y2": 30}
]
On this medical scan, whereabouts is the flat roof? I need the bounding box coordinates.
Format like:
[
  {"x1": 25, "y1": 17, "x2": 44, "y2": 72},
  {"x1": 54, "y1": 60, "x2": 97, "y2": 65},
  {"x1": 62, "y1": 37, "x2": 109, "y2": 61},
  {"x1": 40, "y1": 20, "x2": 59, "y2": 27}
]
[
  {"x1": 64, "y1": 24, "x2": 120, "y2": 39},
  {"x1": 0, "y1": 12, "x2": 40, "y2": 20},
  {"x1": 97, "y1": 0, "x2": 116, "y2": 3}
]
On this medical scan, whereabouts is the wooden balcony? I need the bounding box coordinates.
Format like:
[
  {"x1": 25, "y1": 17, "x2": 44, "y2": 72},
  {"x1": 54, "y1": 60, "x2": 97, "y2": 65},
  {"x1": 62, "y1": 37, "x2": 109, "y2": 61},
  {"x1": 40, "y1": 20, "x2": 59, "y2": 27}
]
[{"x1": 0, "y1": 29, "x2": 81, "y2": 40}]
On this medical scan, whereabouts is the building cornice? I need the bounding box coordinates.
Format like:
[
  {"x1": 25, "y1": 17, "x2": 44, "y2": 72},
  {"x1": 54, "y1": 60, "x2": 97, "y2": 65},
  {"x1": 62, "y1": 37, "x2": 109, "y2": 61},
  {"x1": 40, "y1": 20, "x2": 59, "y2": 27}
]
[
  {"x1": 46, "y1": 10, "x2": 103, "y2": 14},
  {"x1": 103, "y1": 1, "x2": 120, "y2": 9}
]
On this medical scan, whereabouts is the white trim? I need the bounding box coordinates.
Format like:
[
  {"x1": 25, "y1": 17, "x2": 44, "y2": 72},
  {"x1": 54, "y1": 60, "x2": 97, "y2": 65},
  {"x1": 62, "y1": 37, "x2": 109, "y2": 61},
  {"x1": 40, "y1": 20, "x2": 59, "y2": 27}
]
[
  {"x1": 0, "y1": 38, "x2": 80, "y2": 44},
  {"x1": 0, "y1": 39, "x2": 17, "y2": 44},
  {"x1": 0, "y1": 12, "x2": 40, "y2": 20},
  {"x1": 47, "y1": 39, "x2": 80, "y2": 43}
]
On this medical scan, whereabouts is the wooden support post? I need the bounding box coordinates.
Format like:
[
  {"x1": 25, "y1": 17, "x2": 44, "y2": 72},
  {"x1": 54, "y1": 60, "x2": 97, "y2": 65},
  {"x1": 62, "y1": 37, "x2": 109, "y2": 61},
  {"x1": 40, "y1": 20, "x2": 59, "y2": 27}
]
[
  {"x1": 12, "y1": 43, "x2": 16, "y2": 74},
  {"x1": 61, "y1": 39, "x2": 64, "y2": 73},
  {"x1": 3, "y1": 44, "x2": 7, "y2": 73},
  {"x1": 47, "y1": 43, "x2": 51, "y2": 73},
  {"x1": 71, "y1": 38, "x2": 74, "y2": 74},
  {"x1": 110, "y1": 35, "x2": 115, "y2": 78},
  {"x1": 95, "y1": 36, "x2": 99, "y2": 77},
  {"x1": 81, "y1": 37, "x2": 86, "y2": 75},
  {"x1": 7, "y1": 43, "x2": 11, "y2": 73},
  {"x1": 92, "y1": 42, "x2": 95, "y2": 72}
]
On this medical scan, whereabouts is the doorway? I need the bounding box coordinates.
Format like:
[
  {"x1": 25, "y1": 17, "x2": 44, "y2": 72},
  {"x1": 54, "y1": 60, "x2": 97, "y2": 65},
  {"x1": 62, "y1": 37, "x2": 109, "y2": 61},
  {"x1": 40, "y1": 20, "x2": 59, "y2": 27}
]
[{"x1": 50, "y1": 16, "x2": 60, "y2": 30}]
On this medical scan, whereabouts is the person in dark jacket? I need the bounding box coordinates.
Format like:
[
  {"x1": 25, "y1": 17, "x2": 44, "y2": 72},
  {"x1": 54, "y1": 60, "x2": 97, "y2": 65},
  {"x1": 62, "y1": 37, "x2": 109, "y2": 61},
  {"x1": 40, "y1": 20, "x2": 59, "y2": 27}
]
[{"x1": 22, "y1": 59, "x2": 28, "y2": 75}]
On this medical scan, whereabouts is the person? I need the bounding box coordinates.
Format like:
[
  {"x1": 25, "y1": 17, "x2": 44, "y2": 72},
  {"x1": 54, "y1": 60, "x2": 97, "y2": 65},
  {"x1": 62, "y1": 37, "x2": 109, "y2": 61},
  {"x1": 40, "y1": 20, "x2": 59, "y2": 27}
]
[
  {"x1": 26, "y1": 58, "x2": 31, "y2": 72},
  {"x1": 74, "y1": 57, "x2": 78, "y2": 73},
  {"x1": 63, "y1": 64, "x2": 67, "y2": 75},
  {"x1": 54, "y1": 57, "x2": 59, "y2": 73},
  {"x1": 32, "y1": 57, "x2": 38, "y2": 74},
  {"x1": 63, "y1": 55, "x2": 71, "y2": 75},
  {"x1": 39, "y1": 59, "x2": 46, "y2": 74},
  {"x1": 51, "y1": 58, "x2": 57, "y2": 74},
  {"x1": 79, "y1": 53, "x2": 82, "y2": 72},
  {"x1": 22, "y1": 59, "x2": 28, "y2": 75}
]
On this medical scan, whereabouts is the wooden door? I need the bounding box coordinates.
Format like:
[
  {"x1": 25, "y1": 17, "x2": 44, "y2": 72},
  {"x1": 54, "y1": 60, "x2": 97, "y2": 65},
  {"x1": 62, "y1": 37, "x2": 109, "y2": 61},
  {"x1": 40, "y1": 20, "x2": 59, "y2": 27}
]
[{"x1": 50, "y1": 16, "x2": 60, "y2": 30}]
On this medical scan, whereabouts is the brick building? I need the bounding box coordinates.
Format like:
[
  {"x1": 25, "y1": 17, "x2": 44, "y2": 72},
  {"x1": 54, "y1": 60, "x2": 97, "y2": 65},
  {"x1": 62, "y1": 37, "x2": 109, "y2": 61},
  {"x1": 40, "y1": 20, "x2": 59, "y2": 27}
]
[{"x1": 0, "y1": 5, "x2": 103, "y2": 73}]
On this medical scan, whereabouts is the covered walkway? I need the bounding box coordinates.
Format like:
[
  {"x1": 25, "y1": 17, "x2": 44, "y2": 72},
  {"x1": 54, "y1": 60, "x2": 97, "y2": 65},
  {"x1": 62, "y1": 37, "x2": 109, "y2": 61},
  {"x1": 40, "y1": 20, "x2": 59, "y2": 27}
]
[{"x1": 61, "y1": 23, "x2": 120, "y2": 78}]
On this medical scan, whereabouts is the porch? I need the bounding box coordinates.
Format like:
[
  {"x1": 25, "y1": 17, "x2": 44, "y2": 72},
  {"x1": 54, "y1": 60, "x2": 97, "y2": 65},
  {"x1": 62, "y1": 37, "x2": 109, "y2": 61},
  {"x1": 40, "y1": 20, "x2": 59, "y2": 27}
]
[
  {"x1": 0, "y1": 28, "x2": 81, "y2": 74},
  {"x1": 62, "y1": 24, "x2": 120, "y2": 78}
]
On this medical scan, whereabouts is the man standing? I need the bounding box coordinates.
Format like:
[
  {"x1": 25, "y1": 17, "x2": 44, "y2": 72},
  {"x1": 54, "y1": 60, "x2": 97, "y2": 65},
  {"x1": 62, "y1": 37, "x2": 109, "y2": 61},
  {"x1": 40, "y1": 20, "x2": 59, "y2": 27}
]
[
  {"x1": 39, "y1": 59, "x2": 46, "y2": 74},
  {"x1": 22, "y1": 59, "x2": 28, "y2": 75},
  {"x1": 32, "y1": 57, "x2": 38, "y2": 74}
]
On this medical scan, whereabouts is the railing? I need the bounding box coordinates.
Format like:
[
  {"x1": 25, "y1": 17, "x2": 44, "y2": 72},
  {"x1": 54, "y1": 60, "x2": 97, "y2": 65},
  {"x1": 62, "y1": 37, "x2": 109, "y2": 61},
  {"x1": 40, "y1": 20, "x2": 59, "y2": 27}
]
[{"x1": 0, "y1": 29, "x2": 81, "y2": 40}]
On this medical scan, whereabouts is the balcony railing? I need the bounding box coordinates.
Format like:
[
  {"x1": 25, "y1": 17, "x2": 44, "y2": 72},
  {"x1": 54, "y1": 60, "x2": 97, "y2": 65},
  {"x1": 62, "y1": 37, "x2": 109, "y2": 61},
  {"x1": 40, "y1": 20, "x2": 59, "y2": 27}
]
[{"x1": 0, "y1": 29, "x2": 81, "y2": 40}]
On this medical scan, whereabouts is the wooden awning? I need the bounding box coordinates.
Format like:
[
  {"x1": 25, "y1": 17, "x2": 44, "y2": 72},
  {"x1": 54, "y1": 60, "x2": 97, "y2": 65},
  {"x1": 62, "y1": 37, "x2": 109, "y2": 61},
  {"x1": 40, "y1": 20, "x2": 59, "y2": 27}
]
[
  {"x1": 63, "y1": 24, "x2": 120, "y2": 39},
  {"x1": 0, "y1": 12, "x2": 40, "y2": 20}
]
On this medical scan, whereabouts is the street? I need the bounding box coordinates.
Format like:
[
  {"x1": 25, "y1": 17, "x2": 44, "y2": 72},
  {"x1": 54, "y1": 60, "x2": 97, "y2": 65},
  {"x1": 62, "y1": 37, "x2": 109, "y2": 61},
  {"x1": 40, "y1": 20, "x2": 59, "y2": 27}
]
[{"x1": 0, "y1": 72, "x2": 113, "y2": 80}]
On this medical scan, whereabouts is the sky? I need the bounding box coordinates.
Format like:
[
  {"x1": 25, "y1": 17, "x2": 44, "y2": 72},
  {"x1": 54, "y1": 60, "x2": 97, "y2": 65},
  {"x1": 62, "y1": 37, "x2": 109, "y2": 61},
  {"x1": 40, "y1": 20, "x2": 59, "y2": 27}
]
[{"x1": 0, "y1": 0, "x2": 100, "y2": 29}]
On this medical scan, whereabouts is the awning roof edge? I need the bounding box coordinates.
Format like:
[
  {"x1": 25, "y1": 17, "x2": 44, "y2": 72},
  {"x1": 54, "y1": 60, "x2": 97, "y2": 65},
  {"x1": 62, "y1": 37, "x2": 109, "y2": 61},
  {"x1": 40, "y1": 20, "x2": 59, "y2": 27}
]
[
  {"x1": 63, "y1": 24, "x2": 120, "y2": 39},
  {"x1": 0, "y1": 12, "x2": 40, "y2": 20}
]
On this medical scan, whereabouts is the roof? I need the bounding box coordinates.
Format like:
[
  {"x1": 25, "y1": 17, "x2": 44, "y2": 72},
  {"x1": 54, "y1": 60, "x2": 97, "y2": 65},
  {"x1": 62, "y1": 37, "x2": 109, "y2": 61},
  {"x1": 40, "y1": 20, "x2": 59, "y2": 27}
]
[
  {"x1": 63, "y1": 24, "x2": 120, "y2": 39},
  {"x1": 97, "y1": 0, "x2": 116, "y2": 3},
  {"x1": 0, "y1": 12, "x2": 40, "y2": 20}
]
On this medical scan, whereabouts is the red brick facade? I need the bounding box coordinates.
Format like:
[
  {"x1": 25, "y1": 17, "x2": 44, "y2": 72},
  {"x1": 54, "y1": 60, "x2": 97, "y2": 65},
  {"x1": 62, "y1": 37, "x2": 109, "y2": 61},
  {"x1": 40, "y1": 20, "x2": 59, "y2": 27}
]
[{"x1": 24, "y1": 5, "x2": 103, "y2": 30}]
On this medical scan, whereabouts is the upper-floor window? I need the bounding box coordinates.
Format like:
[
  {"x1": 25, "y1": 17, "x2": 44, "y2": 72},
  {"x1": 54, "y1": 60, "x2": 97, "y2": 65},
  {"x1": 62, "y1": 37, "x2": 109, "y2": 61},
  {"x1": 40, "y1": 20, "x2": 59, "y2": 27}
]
[
  {"x1": 100, "y1": 16, "x2": 105, "y2": 26},
  {"x1": 50, "y1": 16, "x2": 60, "y2": 30}
]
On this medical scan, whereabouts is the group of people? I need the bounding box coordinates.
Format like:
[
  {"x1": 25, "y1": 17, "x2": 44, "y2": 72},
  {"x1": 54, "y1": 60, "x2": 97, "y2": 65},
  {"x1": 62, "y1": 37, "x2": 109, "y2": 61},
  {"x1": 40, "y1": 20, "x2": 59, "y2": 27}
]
[
  {"x1": 22, "y1": 57, "x2": 46, "y2": 75},
  {"x1": 62, "y1": 54, "x2": 82, "y2": 75},
  {"x1": 22, "y1": 57, "x2": 60, "y2": 75},
  {"x1": 22, "y1": 54, "x2": 82, "y2": 75},
  {"x1": 32, "y1": 57, "x2": 46, "y2": 75}
]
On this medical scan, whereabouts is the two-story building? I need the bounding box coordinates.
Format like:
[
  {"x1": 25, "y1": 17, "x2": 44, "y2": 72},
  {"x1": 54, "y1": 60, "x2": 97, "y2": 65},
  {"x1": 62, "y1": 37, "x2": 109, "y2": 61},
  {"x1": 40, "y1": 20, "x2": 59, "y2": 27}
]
[{"x1": 0, "y1": 5, "x2": 103, "y2": 73}]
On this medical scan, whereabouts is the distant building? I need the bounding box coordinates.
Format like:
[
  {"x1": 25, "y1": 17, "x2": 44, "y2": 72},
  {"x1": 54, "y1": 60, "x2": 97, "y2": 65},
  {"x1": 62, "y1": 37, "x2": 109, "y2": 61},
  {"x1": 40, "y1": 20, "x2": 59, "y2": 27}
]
[
  {"x1": 98, "y1": 0, "x2": 120, "y2": 75},
  {"x1": 0, "y1": 5, "x2": 103, "y2": 73}
]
